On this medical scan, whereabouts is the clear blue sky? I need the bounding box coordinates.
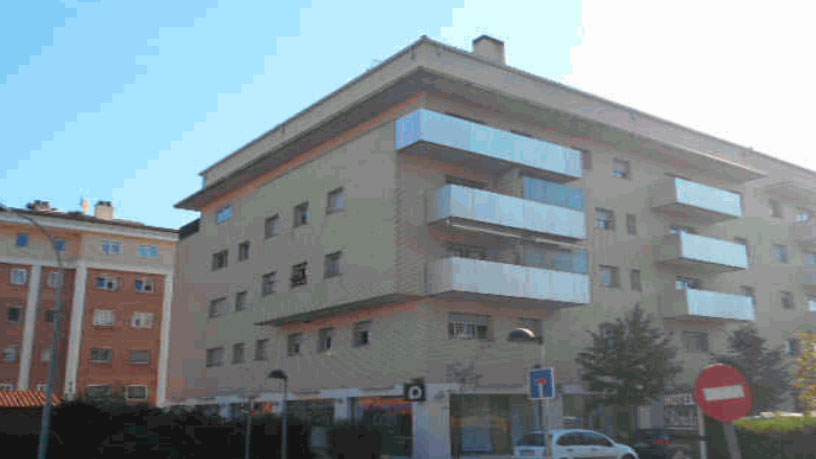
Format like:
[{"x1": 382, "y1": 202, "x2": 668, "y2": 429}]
[{"x1": 2, "y1": 1, "x2": 814, "y2": 229}]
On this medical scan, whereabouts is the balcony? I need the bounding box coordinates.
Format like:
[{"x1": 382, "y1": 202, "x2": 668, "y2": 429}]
[
  {"x1": 802, "y1": 267, "x2": 816, "y2": 292},
  {"x1": 793, "y1": 221, "x2": 816, "y2": 246},
  {"x1": 655, "y1": 232, "x2": 749, "y2": 272},
  {"x1": 661, "y1": 287, "x2": 755, "y2": 321},
  {"x1": 651, "y1": 177, "x2": 742, "y2": 222},
  {"x1": 428, "y1": 184, "x2": 586, "y2": 240},
  {"x1": 395, "y1": 109, "x2": 582, "y2": 181},
  {"x1": 426, "y1": 257, "x2": 590, "y2": 305}
]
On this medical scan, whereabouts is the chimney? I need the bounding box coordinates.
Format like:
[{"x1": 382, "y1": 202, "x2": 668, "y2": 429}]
[
  {"x1": 27, "y1": 200, "x2": 51, "y2": 212},
  {"x1": 472, "y1": 35, "x2": 506, "y2": 65},
  {"x1": 94, "y1": 201, "x2": 114, "y2": 220}
]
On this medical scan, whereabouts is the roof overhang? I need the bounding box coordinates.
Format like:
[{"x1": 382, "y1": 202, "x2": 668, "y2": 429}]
[{"x1": 762, "y1": 181, "x2": 816, "y2": 206}]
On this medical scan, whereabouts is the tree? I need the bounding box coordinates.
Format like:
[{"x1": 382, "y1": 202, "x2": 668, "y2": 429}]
[
  {"x1": 794, "y1": 331, "x2": 816, "y2": 413},
  {"x1": 576, "y1": 304, "x2": 681, "y2": 433},
  {"x1": 711, "y1": 324, "x2": 792, "y2": 413}
]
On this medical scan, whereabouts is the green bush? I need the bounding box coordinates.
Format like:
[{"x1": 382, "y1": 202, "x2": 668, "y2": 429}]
[{"x1": 734, "y1": 415, "x2": 816, "y2": 435}]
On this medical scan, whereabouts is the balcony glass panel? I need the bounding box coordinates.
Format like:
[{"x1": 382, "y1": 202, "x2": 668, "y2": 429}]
[
  {"x1": 674, "y1": 178, "x2": 743, "y2": 218},
  {"x1": 677, "y1": 232, "x2": 749, "y2": 269},
  {"x1": 686, "y1": 288, "x2": 755, "y2": 321},
  {"x1": 525, "y1": 247, "x2": 588, "y2": 274},
  {"x1": 522, "y1": 176, "x2": 584, "y2": 210}
]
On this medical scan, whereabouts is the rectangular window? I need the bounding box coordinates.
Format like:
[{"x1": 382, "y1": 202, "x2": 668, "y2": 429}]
[
  {"x1": 10, "y1": 268, "x2": 28, "y2": 285},
  {"x1": 445, "y1": 243, "x2": 487, "y2": 260},
  {"x1": 599, "y1": 265, "x2": 619, "y2": 288},
  {"x1": 325, "y1": 251, "x2": 343, "y2": 278},
  {"x1": 101, "y1": 239, "x2": 121, "y2": 255},
  {"x1": 16, "y1": 233, "x2": 30, "y2": 247},
  {"x1": 612, "y1": 159, "x2": 630, "y2": 179},
  {"x1": 353, "y1": 321, "x2": 372, "y2": 347},
  {"x1": 595, "y1": 209, "x2": 615, "y2": 230},
  {"x1": 445, "y1": 175, "x2": 487, "y2": 189},
  {"x1": 327, "y1": 187, "x2": 345, "y2": 213},
  {"x1": 626, "y1": 214, "x2": 637, "y2": 235},
  {"x1": 211, "y1": 250, "x2": 228, "y2": 270},
  {"x1": 96, "y1": 275, "x2": 119, "y2": 291},
  {"x1": 44, "y1": 309, "x2": 56, "y2": 323},
  {"x1": 683, "y1": 332, "x2": 709, "y2": 353},
  {"x1": 580, "y1": 149, "x2": 592, "y2": 170},
  {"x1": 769, "y1": 199, "x2": 783, "y2": 218},
  {"x1": 525, "y1": 247, "x2": 589, "y2": 274},
  {"x1": 318, "y1": 328, "x2": 335, "y2": 353},
  {"x1": 40, "y1": 348, "x2": 51, "y2": 363},
  {"x1": 805, "y1": 251, "x2": 816, "y2": 266},
  {"x1": 675, "y1": 277, "x2": 701, "y2": 290},
  {"x1": 782, "y1": 291, "x2": 794, "y2": 310},
  {"x1": 235, "y1": 291, "x2": 248, "y2": 312},
  {"x1": 808, "y1": 297, "x2": 816, "y2": 312},
  {"x1": 254, "y1": 339, "x2": 269, "y2": 361},
  {"x1": 262, "y1": 272, "x2": 276, "y2": 296},
  {"x1": 232, "y1": 343, "x2": 245, "y2": 364},
  {"x1": 90, "y1": 348, "x2": 113, "y2": 363},
  {"x1": 773, "y1": 244, "x2": 790, "y2": 264},
  {"x1": 125, "y1": 385, "x2": 148, "y2": 401},
  {"x1": 519, "y1": 318, "x2": 542, "y2": 339},
  {"x1": 2, "y1": 346, "x2": 19, "y2": 362},
  {"x1": 448, "y1": 313, "x2": 489, "y2": 340},
  {"x1": 287, "y1": 333, "x2": 302, "y2": 356},
  {"x1": 128, "y1": 349, "x2": 150, "y2": 364},
  {"x1": 293, "y1": 202, "x2": 310, "y2": 227},
  {"x1": 138, "y1": 244, "x2": 159, "y2": 258},
  {"x1": 208, "y1": 298, "x2": 226, "y2": 318},
  {"x1": 669, "y1": 224, "x2": 696, "y2": 235},
  {"x1": 130, "y1": 312, "x2": 154, "y2": 328},
  {"x1": 35, "y1": 383, "x2": 47, "y2": 392},
  {"x1": 205, "y1": 347, "x2": 224, "y2": 367},
  {"x1": 0, "y1": 382, "x2": 15, "y2": 390},
  {"x1": 237, "y1": 241, "x2": 250, "y2": 261},
  {"x1": 7, "y1": 306, "x2": 22, "y2": 324},
  {"x1": 54, "y1": 238, "x2": 66, "y2": 252},
  {"x1": 796, "y1": 209, "x2": 812, "y2": 222},
  {"x1": 92, "y1": 309, "x2": 115, "y2": 326},
  {"x1": 290, "y1": 262, "x2": 308, "y2": 287},
  {"x1": 264, "y1": 215, "x2": 279, "y2": 238},
  {"x1": 86, "y1": 384, "x2": 113, "y2": 399},
  {"x1": 47, "y1": 271, "x2": 63, "y2": 288},
  {"x1": 134, "y1": 278, "x2": 155, "y2": 293},
  {"x1": 216, "y1": 204, "x2": 232, "y2": 224},
  {"x1": 630, "y1": 269, "x2": 642, "y2": 292}
]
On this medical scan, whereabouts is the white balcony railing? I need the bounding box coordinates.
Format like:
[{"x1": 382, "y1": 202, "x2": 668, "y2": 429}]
[
  {"x1": 662, "y1": 287, "x2": 755, "y2": 321},
  {"x1": 652, "y1": 177, "x2": 742, "y2": 221},
  {"x1": 657, "y1": 232, "x2": 749, "y2": 271}
]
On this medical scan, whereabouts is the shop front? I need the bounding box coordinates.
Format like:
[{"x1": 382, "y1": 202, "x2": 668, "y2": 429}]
[
  {"x1": 353, "y1": 396, "x2": 413, "y2": 458},
  {"x1": 449, "y1": 394, "x2": 538, "y2": 456}
]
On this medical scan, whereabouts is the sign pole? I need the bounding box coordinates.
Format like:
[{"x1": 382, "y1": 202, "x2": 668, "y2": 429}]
[
  {"x1": 696, "y1": 404, "x2": 707, "y2": 459},
  {"x1": 723, "y1": 423, "x2": 741, "y2": 459}
]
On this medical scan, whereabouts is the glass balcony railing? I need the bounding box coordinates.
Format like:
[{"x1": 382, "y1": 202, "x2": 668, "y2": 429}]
[
  {"x1": 652, "y1": 177, "x2": 742, "y2": 221},
  {"x1": 662, "y1": 287, "x2": 755, "y2": 321},
  {"x1": 522, "y1": 176, "x2": 584, "y2": 210},
  {"x1": 657, "y1": 232, "x2": 749, "y2": 271}
]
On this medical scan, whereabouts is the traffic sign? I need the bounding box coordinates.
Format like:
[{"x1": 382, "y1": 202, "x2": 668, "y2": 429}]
[
  {"x1": 403, "y1": 381, "x2": 426, "y2": 402},
  {"x1": 694, "y1": 364, "x2": 752, "y2": 422},
  {"x1": 528, "y1": 368, "x2": 555, "y2": 400}
]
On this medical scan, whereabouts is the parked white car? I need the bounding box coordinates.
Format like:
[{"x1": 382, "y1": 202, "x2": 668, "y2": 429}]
[{"x1": 512, "y1": 429, "x2": 639, "y2": 459}]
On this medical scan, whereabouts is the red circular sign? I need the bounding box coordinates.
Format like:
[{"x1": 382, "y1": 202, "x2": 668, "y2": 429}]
[{"x1": 694, "y1": 364, "x2": 753, "y2": 422}]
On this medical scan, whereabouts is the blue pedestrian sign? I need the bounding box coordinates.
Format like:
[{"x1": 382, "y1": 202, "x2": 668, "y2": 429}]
[{"x1": 529, "y1": 368, "x2": 555, "y2": 400}]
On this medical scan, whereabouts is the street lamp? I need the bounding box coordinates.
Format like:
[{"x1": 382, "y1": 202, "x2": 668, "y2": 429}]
[
  {"x1": 507, "y1": 327, "x2": 552, "y2": 458},
  {"x1": 268, "y1": 369, "x2": 288, "y2": 459},
  {"x1": 0, "y1": 203, "x2": 66, "y2": 459}
]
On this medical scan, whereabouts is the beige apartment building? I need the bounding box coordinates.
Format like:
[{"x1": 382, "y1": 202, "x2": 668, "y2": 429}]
[
  {"x1": 168, "y1": 35, "x2": 816, "y2": 457},
  {"x1": 1, "y1": 201, "x2": 177, "y2": 405}
]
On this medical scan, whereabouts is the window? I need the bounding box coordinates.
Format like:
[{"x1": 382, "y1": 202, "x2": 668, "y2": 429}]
[
  {"x1": 781, "y1": 291, "x2": 794, "y2": 310},
  {"x1": 353, "y1": 321, "x2": 372, "y2": 347},
  {"x1": 235, "y1": 291, "x2": 248, "y2": 312},
  {"x1": 0, "y1": 383, "x2": 14, "y2": 391},
  {"x1": 40, "y1": 348, "x2": 51, "y2": 363},
  {"x1": 675, "y1": 277, "x2": 701, "y2": 290},
  {"x1": 138, "y1": 244, "x2": 159, "y2": 258},
  {"x1": 446, "y1": 243, "x2": 487, "y2": 259},
  {"x1": 582, "y1": 432, "x2": 614, "y2": 447},
  {"x1": 318, "y1": 328, "x2": 335, "y2": 353},
  {"x1": 237, "y1": 241, "x2": 250, "y2": 261},
  {"x1": 47, "y1": 271, "x2": 63, "y2": 288},
  {"x1": 287, "y1": 333, "x2": 302, "y2": 356},
  {"x1": 232, "y1": 343, "x2": 245, "y2": 364},
  {"x1": 130, "y1": 312, "x2": 154, "y2": 328},
  {"x1": 525, "y1": 247, "x2": 588, "y2": 274},
  {"x1": 669, "y1": 224, "x2": 696, "y2": 235},
  {"x1": 325, "y1": 251, "x2": 343, "y2": 278},
  {"x1": 10, "y1": 268, "x2": 28, "y2": 285},
  {"x1": 264, "y1": 215, "x2": 279, "y2": 238},
  {"x1": 773, "y1": 244, "x2": 790, "y2": 264},
  {"x1": 290, "y1": 262, "x2": 308, "y2": 287},
  {"x1": 86, "y1": 384, "x2": 113, "y2": 400},
  {"x1": 580, "y1": 149, "x2": 592, "y2": 170},
  {"x1": 101, "y1": 239, "x2": 121, "y2": 255},
  {"x1": 769, "y1": 199, "x2": 783, "y2": 218},
  {"x1": 740, "y1": 286, "x2": 756, "y2": 305},
  {"x1": 787, "y1": 339, "x2": 800, "y2": 356},
  {"x1": 254, "y1": 339, "x2": 269, "y2": 361},
  {"x1": 293, "y1": 202, "x2": 310, "y2": 227},
  {"x1": 216, "y1": 204, "x2": 232, "y2": 224},
  {"x1": 54, "y1": 238, "x2": 66, "y2": 252},
  {"x1": 595, "y1": 209, "x2": 615, "y2": 230},
  {"x1": 16, "y1": 233, "x2": 29, "y2": 247},
  {"x1": 205, "y1": 347, "x2": 224, "y2": 367},
  {"x1": 600, "y1": 324, "x2": 616, "y2": 348},
  {"x1": 519, "y1": 318, "x2": 542, "y2": 340},
  {"x1": 128, "y1": 349, "x2": 150, "y2": 364},
  {"x1": 630, "y1": 269, "x2": 642, "y2": 292},
  {"x1": 808, "y1": 297, "x2": 816, "y2": 312},
  {"x1": 683, "y1": 332, "x2": 709, "y2": 353},
  {"x1": 445, "y1": 175, "x2": 487, "y2": 189},
  {"x1": 96, "y1": 275, "x2": 119, "y2": 291},
  {"x1": 90, "y1": 348, "x2": 113, "y2": 363},
  {"x1": 448, "y1": 313, "x2": 489, "y2": 340},
  {"x1": 626, "y1": 214, "x2": 637, "y2": 235},
  {"x1": 327, "y1": 187, "x2": 345, "y2": 213},
  {"x1": 134, "y1": 278, "x2": 155, "y2": 293},
  {"x1": 3, "y1": 346, "x2": 19, "y2": 362},
  {"x1": 262, "y1": 272, "x2": 276, "y2": 296},
  {"x1": 35, "y1": 384, "x2": 48, "y2": 392},
  {"x1": 125, "y1": 385, "x2": 148, "y2": 401},
  {"x1": 805, "y1": 251, "x2": 816, "y2": 266},
  {"x1": 208, "y1": 298, "x2": 227, "y2": 318},
  {"x1": 44, "y1": 309, "x2": 56, "y2": 323},
  {"x1": 93, "y1": 309, "x2": 115, "y2": 326},
  {"x1": 599, "y1": 265, "x2": 619, "y2": 288},
  {"x1": 7, "y1": 306, "x2": 22, "y2": 323},
  {"x1": 796, "y1": 209, "x2": 812, "y2": 222},
  {"x1": 612, "y1": 159, "x2": 630, "y2": 179},
  {"x1": 211, "y1": 250, "x2": 228, "y2": 270}
]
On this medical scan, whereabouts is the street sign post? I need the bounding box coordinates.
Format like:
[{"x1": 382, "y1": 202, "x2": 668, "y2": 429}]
[{"x1": 694, "y1": 364, "x2": 753, "y2": 459}]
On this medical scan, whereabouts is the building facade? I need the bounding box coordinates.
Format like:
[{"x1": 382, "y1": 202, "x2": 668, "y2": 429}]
[
  {"x1": 168, "y1": 36, "x2": 816, "y2": 457},
  {"x1": 0, "y1": 201, "x2": 177, "y2": 405}
]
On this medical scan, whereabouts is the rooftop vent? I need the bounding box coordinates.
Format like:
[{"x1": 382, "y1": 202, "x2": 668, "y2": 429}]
[
  {"x1": 94, "y1": 201, "x2": 114, "y2": 220},
  {"x1": 472, "y1": 35, "x2": 505, "y2": 65},
  {"x1": 26, "y1": 200, "x2": 51, "y2": 212}
]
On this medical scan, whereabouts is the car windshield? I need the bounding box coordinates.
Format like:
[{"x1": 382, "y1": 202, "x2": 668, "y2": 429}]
[{"x1": 517, "y1": 432, "x2": 547, "y2": 446}]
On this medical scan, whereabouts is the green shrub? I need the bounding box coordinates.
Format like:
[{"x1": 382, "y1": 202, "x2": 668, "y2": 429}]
[{"x1": 734, "y1": 415, "x2": 816, "y2": 435}]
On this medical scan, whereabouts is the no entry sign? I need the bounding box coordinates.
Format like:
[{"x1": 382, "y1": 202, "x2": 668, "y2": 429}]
[{"x1": 694, "y1": 364, "x2": 753, "y2": 422}]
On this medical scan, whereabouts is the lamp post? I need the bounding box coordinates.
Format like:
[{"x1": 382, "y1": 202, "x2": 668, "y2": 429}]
[
  {"x1": 508, "y1": 327, "x2": 551, "y2": 458},
  {"x1": 268, "y1": 369, "x2": 288, "y2": 459},
  {"x1": 244, "y1": 395, "x2": 255, "y2": 459},
  {"x1": 0, "y1": 204, "x2": 66, "y2": 459}
]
